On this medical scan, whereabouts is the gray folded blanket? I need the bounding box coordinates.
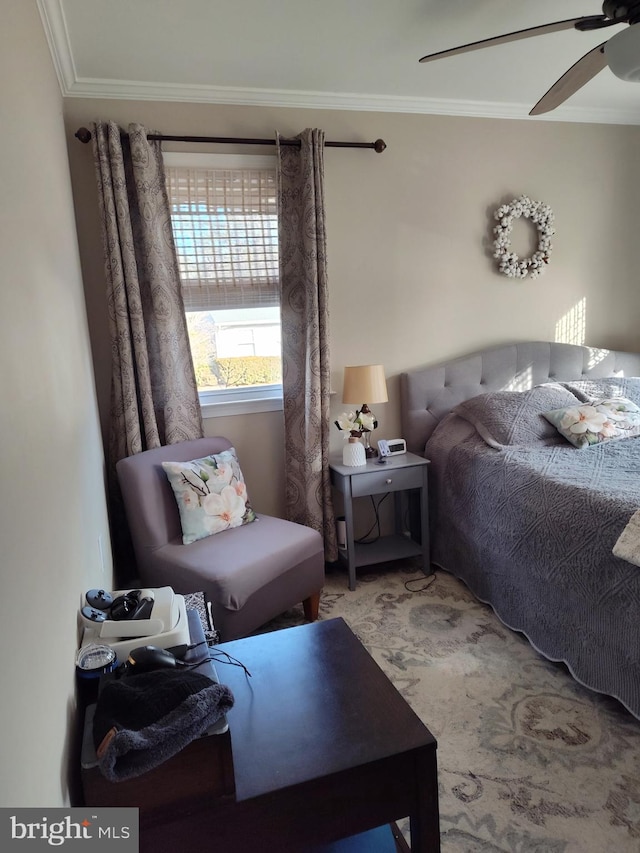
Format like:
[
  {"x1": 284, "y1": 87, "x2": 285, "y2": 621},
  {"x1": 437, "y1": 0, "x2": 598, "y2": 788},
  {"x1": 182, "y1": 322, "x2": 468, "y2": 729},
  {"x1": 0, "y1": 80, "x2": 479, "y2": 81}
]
[{"x1": 93, "y1": 669, "x2": 234, "y2": 782}]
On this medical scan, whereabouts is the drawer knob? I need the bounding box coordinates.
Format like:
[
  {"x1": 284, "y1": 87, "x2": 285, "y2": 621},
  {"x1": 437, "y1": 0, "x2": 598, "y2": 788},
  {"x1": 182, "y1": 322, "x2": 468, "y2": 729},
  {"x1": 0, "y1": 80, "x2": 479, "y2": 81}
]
[{"x1": 386, "y1": 478, "x2": 392, "y2": 484}]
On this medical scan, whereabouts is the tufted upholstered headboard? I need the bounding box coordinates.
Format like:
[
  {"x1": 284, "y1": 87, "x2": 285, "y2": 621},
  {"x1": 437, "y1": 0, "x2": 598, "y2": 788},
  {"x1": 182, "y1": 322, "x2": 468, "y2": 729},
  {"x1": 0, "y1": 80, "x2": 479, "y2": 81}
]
[{"x1": 400, "y1": 341, "x2": 640, "y2": 456}]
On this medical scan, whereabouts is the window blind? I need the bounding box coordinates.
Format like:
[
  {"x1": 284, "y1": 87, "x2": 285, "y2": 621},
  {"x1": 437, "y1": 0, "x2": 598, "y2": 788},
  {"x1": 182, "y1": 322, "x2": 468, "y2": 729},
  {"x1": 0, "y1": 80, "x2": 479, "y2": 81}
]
[{"x1": 166, "y1": 166, "x2": 279, "y2": 311}]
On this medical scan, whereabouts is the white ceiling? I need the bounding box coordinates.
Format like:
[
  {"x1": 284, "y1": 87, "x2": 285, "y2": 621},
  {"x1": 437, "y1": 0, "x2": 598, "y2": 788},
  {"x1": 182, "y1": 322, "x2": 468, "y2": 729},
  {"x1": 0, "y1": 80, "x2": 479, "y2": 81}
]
[{"x1": 38, "y1": 0, "x2": 640, "y2": 125}]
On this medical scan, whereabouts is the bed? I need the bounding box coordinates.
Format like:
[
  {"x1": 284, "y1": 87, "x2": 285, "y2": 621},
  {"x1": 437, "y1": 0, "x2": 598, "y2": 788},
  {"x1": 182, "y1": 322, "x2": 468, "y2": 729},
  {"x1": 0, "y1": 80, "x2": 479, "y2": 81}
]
[{"x1": 400, "y1": 340, "x2": 640, "y2": 718}]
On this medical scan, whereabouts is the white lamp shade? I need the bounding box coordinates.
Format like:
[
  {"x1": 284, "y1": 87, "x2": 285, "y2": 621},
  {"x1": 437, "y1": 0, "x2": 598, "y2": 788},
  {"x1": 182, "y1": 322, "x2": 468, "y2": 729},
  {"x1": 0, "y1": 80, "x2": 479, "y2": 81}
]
[
  {"x1": 342, "y1": 364, "x2": 388, "y2": 404},
  {"x1": 605, "y1": 25, "x2": 640, "y2": 82}
]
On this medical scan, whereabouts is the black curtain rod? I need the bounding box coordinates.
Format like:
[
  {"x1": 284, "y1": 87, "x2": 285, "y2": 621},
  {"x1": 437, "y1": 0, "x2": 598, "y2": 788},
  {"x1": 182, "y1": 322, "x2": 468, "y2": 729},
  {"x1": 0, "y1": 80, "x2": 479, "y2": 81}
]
[{"x1": 74, "y1": 126, "x2": 386, "y2": 153}]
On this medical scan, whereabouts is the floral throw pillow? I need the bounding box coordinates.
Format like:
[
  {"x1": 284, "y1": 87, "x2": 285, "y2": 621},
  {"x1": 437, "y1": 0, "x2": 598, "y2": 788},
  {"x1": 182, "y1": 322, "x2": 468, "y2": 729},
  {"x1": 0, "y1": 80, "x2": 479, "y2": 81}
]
[
  {"x1": 162, "y1": 448, "x2": 256, "y2": 544},
  {"x1": 542, "y1": 397, "x2": 640, "y2": 449}
]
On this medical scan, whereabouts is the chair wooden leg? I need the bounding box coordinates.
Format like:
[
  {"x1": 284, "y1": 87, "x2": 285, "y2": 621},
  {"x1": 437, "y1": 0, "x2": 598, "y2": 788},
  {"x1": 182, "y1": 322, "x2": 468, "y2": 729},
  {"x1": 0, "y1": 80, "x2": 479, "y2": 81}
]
[{"x1": 303, "y1": 591, "x2": 321, "y2": 622}]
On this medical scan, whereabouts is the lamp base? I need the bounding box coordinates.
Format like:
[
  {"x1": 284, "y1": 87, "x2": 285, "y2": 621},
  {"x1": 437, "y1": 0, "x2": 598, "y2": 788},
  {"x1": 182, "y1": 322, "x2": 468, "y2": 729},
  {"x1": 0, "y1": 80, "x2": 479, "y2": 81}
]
[{"x1": 362, "y1": 431, "x2": 377, "y2": 458}]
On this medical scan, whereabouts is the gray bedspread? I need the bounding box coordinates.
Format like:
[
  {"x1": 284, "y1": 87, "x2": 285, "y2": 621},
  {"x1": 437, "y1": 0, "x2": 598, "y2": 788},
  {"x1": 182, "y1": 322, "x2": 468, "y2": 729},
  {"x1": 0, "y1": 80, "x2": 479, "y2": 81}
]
[{"x1": 427, "y1": 415, "x2": 640, "y2": 718}]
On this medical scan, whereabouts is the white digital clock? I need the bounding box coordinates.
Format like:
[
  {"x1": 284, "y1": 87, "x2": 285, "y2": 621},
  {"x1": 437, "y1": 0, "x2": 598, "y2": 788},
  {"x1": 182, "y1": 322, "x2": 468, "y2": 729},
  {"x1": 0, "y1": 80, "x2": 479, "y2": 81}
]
[{"x1": 378, "y1": 438, "x2": 406, "y2": 457}]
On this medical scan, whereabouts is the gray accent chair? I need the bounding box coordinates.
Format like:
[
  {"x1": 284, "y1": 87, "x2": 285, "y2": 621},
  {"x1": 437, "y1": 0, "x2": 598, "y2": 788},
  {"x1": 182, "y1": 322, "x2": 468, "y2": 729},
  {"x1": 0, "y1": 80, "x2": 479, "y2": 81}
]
[{"x1": 116, "y1": 437, "x2": 325, "y2": 641}]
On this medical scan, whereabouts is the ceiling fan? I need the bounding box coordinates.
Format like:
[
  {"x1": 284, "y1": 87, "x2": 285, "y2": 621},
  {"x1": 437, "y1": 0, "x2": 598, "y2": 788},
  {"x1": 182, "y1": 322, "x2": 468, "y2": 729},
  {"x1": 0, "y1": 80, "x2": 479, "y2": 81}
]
[{"x1": 419, "y1": 1, "x2": 640, "y2": 115}]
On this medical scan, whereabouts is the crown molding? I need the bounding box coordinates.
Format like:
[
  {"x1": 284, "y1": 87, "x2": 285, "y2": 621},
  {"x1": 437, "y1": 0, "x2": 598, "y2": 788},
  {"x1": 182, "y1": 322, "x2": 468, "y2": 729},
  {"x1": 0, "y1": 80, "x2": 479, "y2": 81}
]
[
  {"x1": 57, "y1": 76, "x2": 640, "y2": 126},
  {"x1": 38, "y1": 0, "x2": 640, "y2": 127},
  {"x1": 37, "y1": 0, "x2": 77, "y2": 95}
]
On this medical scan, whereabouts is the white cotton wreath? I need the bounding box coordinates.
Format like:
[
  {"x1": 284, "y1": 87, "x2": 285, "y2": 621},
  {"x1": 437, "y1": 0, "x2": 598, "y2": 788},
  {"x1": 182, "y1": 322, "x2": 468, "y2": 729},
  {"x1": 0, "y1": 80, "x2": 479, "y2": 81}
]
[{"x1": 492, "y1": 195, "x2": 555, "y2": 279}]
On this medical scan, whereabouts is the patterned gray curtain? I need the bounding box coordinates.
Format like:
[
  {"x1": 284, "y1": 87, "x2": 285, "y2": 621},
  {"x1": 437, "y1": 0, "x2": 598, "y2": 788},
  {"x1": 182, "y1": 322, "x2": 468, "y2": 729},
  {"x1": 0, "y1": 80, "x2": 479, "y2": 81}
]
[
  {"x1": 92, "y1": 121, "x2": 203, "y2": 460},
  {"x1": 91, "y1": 121, "x2": 203, "y2": 574},
  {"x1": 276, "y1": 128, "x2": 337, "y2": 561}
]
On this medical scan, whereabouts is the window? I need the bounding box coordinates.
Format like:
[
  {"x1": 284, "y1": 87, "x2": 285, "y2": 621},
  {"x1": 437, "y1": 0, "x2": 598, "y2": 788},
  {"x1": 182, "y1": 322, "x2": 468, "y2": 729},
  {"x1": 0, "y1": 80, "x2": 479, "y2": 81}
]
[{"x1": 164, "y1": 152, "x2": 281, "y2": 416}]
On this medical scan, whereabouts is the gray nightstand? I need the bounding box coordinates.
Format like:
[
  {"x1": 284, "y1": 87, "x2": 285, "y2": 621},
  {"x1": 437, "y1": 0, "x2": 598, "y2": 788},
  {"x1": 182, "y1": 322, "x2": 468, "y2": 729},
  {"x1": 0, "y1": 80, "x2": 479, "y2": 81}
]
[{"x1": 329, "y1": 452, "x2": 430, "y2": 590}]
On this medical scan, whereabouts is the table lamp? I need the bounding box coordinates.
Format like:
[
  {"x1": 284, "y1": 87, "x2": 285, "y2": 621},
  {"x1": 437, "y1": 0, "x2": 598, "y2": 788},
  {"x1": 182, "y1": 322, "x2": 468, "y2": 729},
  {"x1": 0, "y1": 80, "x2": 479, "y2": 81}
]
[{"x1": 342, "y1": 364, "x2": 388, "y2": 458}]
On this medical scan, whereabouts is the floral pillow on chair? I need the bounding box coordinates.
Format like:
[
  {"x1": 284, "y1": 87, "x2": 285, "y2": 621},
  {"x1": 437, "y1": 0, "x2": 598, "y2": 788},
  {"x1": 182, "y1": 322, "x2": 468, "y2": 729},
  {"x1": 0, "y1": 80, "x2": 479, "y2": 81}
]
[{"x1": 162, "y1": 448, "x2": 256, "y2": 544}]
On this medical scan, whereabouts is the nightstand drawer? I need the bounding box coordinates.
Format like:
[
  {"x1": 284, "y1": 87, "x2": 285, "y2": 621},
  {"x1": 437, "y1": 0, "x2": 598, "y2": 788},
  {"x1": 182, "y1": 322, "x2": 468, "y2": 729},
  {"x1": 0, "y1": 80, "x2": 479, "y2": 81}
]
[{"x1": 351, "y1": 466, "x2": 423, "y2": 497}]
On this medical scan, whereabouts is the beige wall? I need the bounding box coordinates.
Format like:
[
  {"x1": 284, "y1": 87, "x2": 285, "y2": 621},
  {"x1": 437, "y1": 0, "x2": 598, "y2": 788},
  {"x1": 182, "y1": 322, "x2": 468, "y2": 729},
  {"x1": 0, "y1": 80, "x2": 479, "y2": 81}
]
[
  {"x1": 65, "y1": 98, "x2": 640, "y2": 520},
  {"x1": 0, "y1": 3, "x2": 113, "y2": 806}
]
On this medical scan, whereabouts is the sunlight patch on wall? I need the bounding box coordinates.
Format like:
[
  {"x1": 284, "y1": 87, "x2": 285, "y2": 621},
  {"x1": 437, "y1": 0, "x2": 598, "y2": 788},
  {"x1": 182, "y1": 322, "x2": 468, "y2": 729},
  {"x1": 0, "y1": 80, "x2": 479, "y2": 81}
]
[
  {"x1": 508, "y1": 366, "x2": 533, "y2": 392},
  {"x1": 555, "y1": 298, "x2": 586, "y2": 347},
  {"x1": 587, "y1": 348, "x2": 611, "y2": 370}
]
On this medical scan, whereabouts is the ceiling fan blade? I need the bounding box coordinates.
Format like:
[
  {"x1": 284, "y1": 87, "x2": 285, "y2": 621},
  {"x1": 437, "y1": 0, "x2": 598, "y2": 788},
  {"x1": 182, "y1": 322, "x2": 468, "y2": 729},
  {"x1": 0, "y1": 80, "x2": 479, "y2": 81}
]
[
  {"x1": 529, "y1": 43, "x2": 608, "y2": 115},
  {"x1": 419, "y1": 16, "x2": 606, "y2": 63}
]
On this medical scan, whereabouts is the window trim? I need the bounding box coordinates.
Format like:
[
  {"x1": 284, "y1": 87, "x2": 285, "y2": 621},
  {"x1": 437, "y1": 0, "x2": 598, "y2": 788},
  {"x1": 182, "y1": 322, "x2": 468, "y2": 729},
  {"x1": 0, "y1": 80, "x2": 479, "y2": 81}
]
[
  {"x1": 164, "y1": 151, "x2": 282, "y2": 418},
  {"x1": 199, "y1": 384, "x2": 283, "y2": 418},
  {"x1": 163, "y1": 152, "x2": 277, "y2": 170}
]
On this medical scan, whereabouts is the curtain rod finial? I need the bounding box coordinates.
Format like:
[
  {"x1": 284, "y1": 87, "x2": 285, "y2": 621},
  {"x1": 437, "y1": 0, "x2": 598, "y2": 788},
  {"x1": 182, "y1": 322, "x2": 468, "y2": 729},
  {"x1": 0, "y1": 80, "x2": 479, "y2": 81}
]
[
  {"x1": 75, "y1": 127, "x2": 92, "y2": 144},
  {"x1": 374, "y1": 139, "x2": 386, "y2": 153}
]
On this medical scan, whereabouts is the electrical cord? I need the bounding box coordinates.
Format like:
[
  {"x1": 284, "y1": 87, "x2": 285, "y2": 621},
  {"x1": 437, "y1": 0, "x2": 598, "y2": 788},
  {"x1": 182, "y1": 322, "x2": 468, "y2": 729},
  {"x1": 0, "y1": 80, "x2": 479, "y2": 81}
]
[
  {"x1": 351, "y1": 490, "x2": 434, "y2": 592},
  {"x1": 209, "y1": 649, "x2": 252, "y2": 678},
  {"x1": 403, "y1": 572, "x2": 437, "y2": 593},
  {"x1": 355, "y1": 492, "x2": 391, "y2": 544},
  {"x1": 174, "y1": 641, "x2": 253, "y2": 677}
]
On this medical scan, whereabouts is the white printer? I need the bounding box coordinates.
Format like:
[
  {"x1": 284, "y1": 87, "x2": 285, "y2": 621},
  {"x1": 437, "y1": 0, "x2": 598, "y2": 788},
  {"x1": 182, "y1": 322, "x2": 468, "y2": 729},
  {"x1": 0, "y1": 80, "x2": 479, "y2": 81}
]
[{"x1": 78, "y1": 586, "x2": 190, "y2": 660}]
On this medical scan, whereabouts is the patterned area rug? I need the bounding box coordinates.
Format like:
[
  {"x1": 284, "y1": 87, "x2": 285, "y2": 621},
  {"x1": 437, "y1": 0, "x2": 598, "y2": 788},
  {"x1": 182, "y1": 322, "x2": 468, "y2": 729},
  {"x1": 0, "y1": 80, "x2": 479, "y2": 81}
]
[{"x1": 259, "y1": 563, "x2": 640, "y2": 852}]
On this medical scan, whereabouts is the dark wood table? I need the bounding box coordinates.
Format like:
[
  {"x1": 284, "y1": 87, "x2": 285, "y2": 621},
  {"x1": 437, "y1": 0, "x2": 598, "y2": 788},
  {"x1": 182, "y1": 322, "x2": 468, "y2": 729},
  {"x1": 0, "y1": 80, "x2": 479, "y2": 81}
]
[{"x1": 139, "y1": 616, "x2": 440, "y2": 852}]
